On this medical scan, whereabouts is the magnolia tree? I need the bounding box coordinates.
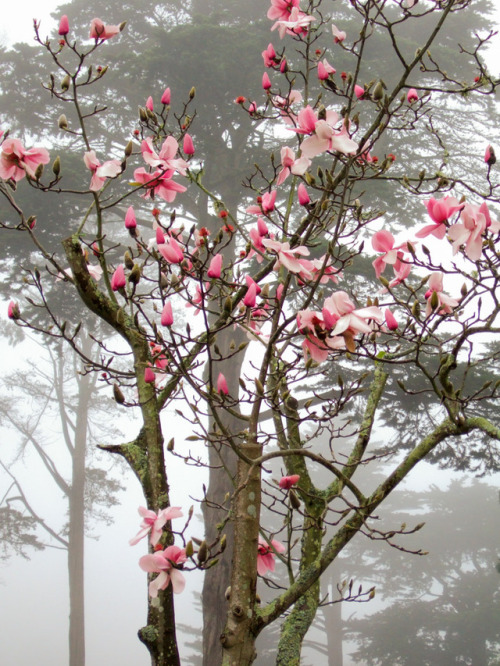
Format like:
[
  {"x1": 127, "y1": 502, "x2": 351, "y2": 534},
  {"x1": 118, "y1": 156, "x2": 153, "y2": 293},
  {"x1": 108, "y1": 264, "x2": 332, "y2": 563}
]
[{"x1": 2, "y1": 0, "x2": 500, "y2": 664}]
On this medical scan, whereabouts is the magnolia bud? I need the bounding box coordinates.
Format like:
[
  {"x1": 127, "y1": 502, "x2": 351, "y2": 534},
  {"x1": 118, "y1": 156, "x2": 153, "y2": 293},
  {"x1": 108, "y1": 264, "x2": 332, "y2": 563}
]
[
  {"x1": 58, "y1": 114, "x2": 68, "y2": 130},
  {"x1": 430, "y1": 290, "x2": 439, "y2": 309},
  {"x1": 185, "y1": 540, "x2": 194, "y2": 557},
  {"x1": 61, "y1": 74, "x2": 70, "y2": 91},
  {"x1": 124, "y1": 140, "x2": 133, "y2": 157},
  {"x1": 34, "y1": 163, "x2": 44, "y2": 181},
  {"x1": 52, "y1": 156, "x2": 61, "y2": 177},
  {"x1": 373, "y1": 81, "x2": 384, "y2": 100},
  {"x1": 220, "y1": 535, "x2": 227, "y2": 552},
  {"x1": 119, "y1": 21, "x2": 127, "y2": 32},
  {"x1": 139, "y1": 107, "x2": 148, "y2": 122},
  {"x1": 289, "y1": 490, "x2": 301, "y2": 510},
  {"x1": 113, "y1": 384, "x2": 125, "y2": 404},
  {"x1": 197, "y1": 540, "x2": 208, "y2": 564},
  {"x1": 124, "y1": 251, "x2": 134, "y2": 270},
  {"x1": 189, "y1": 86, "x2": 196, "y2": 99},
  {"x1": 129, "y1": 264, "x2": 141, "y2": 285},
  {"x1": 167, "y1": 437, "x2": 174, "y2": 451}
]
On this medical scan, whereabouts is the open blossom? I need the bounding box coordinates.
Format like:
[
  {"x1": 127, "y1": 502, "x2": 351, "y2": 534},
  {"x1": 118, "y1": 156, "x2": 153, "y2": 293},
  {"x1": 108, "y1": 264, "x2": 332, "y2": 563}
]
[
  {"x1": 424, "y1": 272, "x2": 460, "y2": 317},
  {"x1": 158, "y1": 236, "x2": 184, "y2": 264},
  {"x1": 0, "y1": 138, "x2": 50, "y2": 182},
  {"x1": 130, "y1": 506, "x2": 183, "y2": 547},
  {"x1": 277, "y1": 146, "x2": 311, "y2": 185},
  {"x1": 262, "y1": 238, "x2": 312, "y2": 278},
  {"x1": 279, "y1": 475, "x2": 300, "y2": 489},
  {"x1": 141, "y1": 136, "x2": 188, "y2": 176},
  {"x1": 416, "y1": 195, "x2": 464, "y2": 239},
  {"x1": 89, "y1": 18, "x2": 121, "y2": 41},
  {"x1": 371, "y1": 230, "x2": 410, "y2": 278},
  {"x1": 257, "y1": 537, "x2": 286, "y2": 576},
  {"x1": 271, "y1": 6, "x2": 315, "y2": 39},
  {"x1": 267, "y1": 0, "x2": 300, "y2": 21},
  {"x1": 246, "y1": 190, "x2": 276, "y2": 216},
  {"x1": 288, "y1": 105, "x2": 358, "y2": 158},
  {"x1": 139, "y1": 545, "x2": 187, "y2": 597},
  {"x1": 84, "y1": 150, "x2": 121, "y2": 191},
  {"x1": 134, "y1": 167, "x2": 187, "y2": 203},
  {"x1": 262, "y1": 42, "x2": 277, "y2": 67},
  {"x1": 448, "y1": 202, "x2": 499, "y2": 261}
]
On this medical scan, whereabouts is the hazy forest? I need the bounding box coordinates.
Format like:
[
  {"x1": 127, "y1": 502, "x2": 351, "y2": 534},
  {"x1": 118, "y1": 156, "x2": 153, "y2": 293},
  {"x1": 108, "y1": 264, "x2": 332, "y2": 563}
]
[{"x1": 0, "y1": 1, "x2": 499, "y2": 665}]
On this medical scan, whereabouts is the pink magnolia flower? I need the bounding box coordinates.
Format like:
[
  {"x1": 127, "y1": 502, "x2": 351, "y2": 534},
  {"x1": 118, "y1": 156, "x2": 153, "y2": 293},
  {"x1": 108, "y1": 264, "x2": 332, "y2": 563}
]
[
  {"x1": 318, "y1": 59, "x2": 335, "y2": 80},
  {"x1": 161, "y1": 301, "x2": 174, "y2": 326},
  {"x1": 59, "y1": 15, "x2": 69, "y2": 36},
  {"x1": 271, "y1": 7, "x2": 315, "y2": 39},
  {"x1": 111, "y1": 265, "x2": 126, "y2": 291},
  {"x1": 130, "y1": 506, "x2": 181, "y2": 546},
  {"x1": 407, "y1": 88, "x2": 418, "y2": 103},
  {"x1": 332, "y1": 24, "x2": 346, "y2": 43},
  {"x1": 276, "y1": 146, "x2": 311, "y2": 185},
  {"x1": 89, "y1": 18, "x2": 120, "y2": 41},
  {"x1": 246, "y1": 190, "x2": 277, "y2": 216},
  {"x1": 217, "y1": 372, "x2": 229, "y2": 395},
  {"x1": 371, "y1": 230, "x2": 409, "y2": 278},
  {"x1": 262, "y1": 238, "x2": 312, "y2": 278},
  {"x1": 267, "y1": 0, "x2": 300, "y2": 22},
  {"x1": 158, "y1": 236, "x2": 184, "y2": 264},
  {"x1": 7, "y1": 300, "x2": 20, "y2": 320},
  {"x1": 207, "y1": 254, "x2": 223, "y2": 279},
  {"x1": 139, "y1": 545, "x2": 187, "y2": 597},
  {"x1": 134, "y1": 167, "x2": 187, "y2": 203},
  {"x1": 257, "y1": 537, "x2": 285, "y2": 576},
  {"x1": 448, "y1": 202, "x2": 499, "y2": 261},
  {"x1": 416, "y1": 195, "x2": 464, "y2": 239},
  {"x1": 262, "y1": 42, "x2": 277, "y2": 67},
  {"x1": 84, "y1": 150, "x2": 121, "y2": 191},
  {"x1": 243, "y1": 281, "x2": 258, "y2": 307},
  {"x1": 262, "y1": 72, "x2": 272, "y2": 90},
  {"x1": 161, "y1": 88, "x2": 171, "y2": 105},
  {"x1": 141, "y1": 136, "x2": 188, "y2": 176},
  {"x1": 145, "y1": 96, "x2": 154, "y2": 112},
  {"x1": 289, "y1": 106, "x2": 358, "y2": 158},
  {"x1": 125, "y1": 206, "x2": 137, "y2": 230},
  {"x1": 324, "y1": 291, "x2": 384, "y2": 337},
  {"x1": 0, "y1": 138, "x2": 50, "y2": 182},
  {"x1": 424, "y1": 272, "x2": 459, "y2": 317},
  {"x1": 279, "y1": 474, "x2": 300, "y2": 489}
]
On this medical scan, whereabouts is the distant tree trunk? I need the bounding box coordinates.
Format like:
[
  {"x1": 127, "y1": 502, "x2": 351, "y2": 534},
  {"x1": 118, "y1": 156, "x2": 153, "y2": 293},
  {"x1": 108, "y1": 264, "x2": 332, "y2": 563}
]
[
  {"x1": 67, "y1": 369, "x2": 91, "y2": 666},
  {"x1": 201, "y1": 325, "x2": 246, "y2": 666},
  {"x1": 325, "y1": 596, "x2": 343, "y2": 666}
]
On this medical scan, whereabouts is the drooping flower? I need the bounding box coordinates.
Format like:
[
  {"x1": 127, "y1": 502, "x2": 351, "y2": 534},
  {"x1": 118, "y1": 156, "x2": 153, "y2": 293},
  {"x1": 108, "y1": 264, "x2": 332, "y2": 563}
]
[
  {"x1": 111, "y1": 265, "x2": 126, "y2": 291},
  {"x1": 130, "y1": 506, "x2": 183, "y2": 546},
  {"x1": 257, "y1": 537, "x2": 285, "y2": 576},
  {"x1": 58, "y1": 15, "x2": 69, "y2": 36},
  {"x1": 158, "y1": 236, "x2": 184, "y2": 264},
  {"x1": 0, "y1": 139, "x2": 50, "y2": 182},
  {"x1": 271, "y1": 6, "x2": 315, "y2": 39},
  {"x1": 448, "y1": 202, "x2": 499, "y2": 261},
  {"x1": 89, "y1": 18, "x2": 121, "y2": 41},
  {"x1": 217, "y1": 372, "x2": 229, "y2": 395},
  {"x1": 84, "y1": 150, "x2": 121, "y2": 191},
  {"x1": 279, "y1": 475, "x2": 300, "y2": 489},
  {"x1": 276, "y1": 146, "x2": 311, "y2": 185},
  {"x1": 318, "y1": 59, "x2": 335, "y2": 80},
  {"x1": 371, "y1": 230, "x2": 409, "y2": 278},
  {"x1": 139, "y1": 545, "x2": 187, "y2": 597},
  {"x1": 262, "y1": 43, "x2": 277, "y2": 67},
  {"x1": 246, "y1": 190, "x2": 277, "y2": 216},
  {"x1": 332, "y1": 24, "x2": 346, "y2": 43}
]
